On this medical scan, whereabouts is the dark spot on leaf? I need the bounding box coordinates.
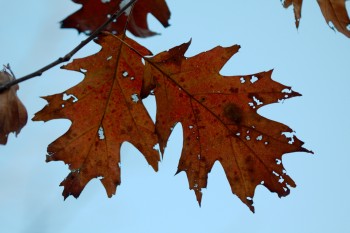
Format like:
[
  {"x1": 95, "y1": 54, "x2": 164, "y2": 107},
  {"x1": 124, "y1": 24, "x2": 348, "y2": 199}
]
[
  {"x1": 245, "y1": 156, "x2": 252, "y2": 164},
  {"x1": 229, "y1": 87, "x2": 238, "y2": 93},
  {"x1": 248, "y1": 167, "x2": 255, "y2": 174},
  {"x1": 223, "y1": 103, "x2": 242, "y2": 124}
]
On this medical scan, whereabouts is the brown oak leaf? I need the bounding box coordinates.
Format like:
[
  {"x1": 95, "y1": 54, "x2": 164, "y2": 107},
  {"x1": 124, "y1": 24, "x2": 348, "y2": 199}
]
[
  {"x1": 284, "y1": 0, "x2": 350, "y2": 38},
  {"x1": 62, "y1": 0, "x2": 171, "y2": 37},
  {"x1": 0, "y1": 70, "x2": 28, "y2": 145},
  {"x1": 317, "y1": 0, "x2": 350, "y2": 37},
  {"x1": 142, "y1": 41, "x2": 312, "y2": 211},
  {"x1": 33, "y1": 33, "x2": 159, "y2": 199}
]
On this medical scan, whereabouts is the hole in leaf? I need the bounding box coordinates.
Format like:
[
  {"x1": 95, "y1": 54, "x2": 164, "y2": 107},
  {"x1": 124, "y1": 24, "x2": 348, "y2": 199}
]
[
  {"x1": 153, "y1": 144, "x2": 160, "y2": 153},
  {"x1": 98, "y1": 126, "x2": 105, "y2": 140},
  {"x1": 248, "y1": 102, "x2": 255, "y2": 109},
  {"x1": 71, "y1": 168, "x2": 81, "y2": 174},
  {"x1": 275, "y1": 159, "x2": 282, "y2": 165},
  {"x1": 131, "y1": 94, "x2": 139, "y2": 103},
  {"x1": 79, "y1": 68, "x2": 87, "y2": 73},
  {"x1": 282, "y1": 132, "x2": 295, "y2": 144},
  {"x1": 63, "y1": 93, "x2": 78, "y2": 103},
  {"x1": 278, "y1": 177, "x2": 284, "y2": 183},
  {"x1": 252, "y1": 96, "x2": 263, "y2": 106},
  {"x1": 250, "y1": 76, "x2": 258, "y2": 83},
  {"x1": 282, "y1": 88, "x2": 292, "y2": 93},
  {"x1": 122, "y1": 71, "x2": 128, "y2": 77}
]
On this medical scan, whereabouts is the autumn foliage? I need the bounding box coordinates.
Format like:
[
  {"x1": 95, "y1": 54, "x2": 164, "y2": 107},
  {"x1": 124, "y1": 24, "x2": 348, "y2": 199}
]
[
  {"x1": 284, "y1": 0, "x2": 350, "y2": 38},
  {"x1": 3, "y1": 0, "x2": 350, "y2": 211},
  {"x1": 0, "y1": 70, "x2": 27, "y2": 145},
  {"x1": 62, "y1": 0, "x2": 171, "y2": 37},
  {"x1": 33, "y1": 34, "x2": 159, "y2": 199},
  {"x1": 142, "y1": 40, "x2": 311, "y2": 210}
]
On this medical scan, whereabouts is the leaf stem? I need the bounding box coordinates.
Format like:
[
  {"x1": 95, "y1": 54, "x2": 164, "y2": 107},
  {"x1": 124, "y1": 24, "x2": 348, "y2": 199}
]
[{"x1": 0, "y1": 0, "x2": 138, "y2": 93}]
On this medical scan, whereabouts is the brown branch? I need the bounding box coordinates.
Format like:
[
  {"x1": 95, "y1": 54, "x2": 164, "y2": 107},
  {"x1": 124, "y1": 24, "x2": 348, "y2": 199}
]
[{"x1": 0, "y1": 0, "x2": 138, "y2": 93}]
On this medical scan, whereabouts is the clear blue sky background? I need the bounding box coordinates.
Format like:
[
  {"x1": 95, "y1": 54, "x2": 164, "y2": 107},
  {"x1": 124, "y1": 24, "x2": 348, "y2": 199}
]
[{"x1": 1, "y1": 0, "x2": 350, "y2": 232}]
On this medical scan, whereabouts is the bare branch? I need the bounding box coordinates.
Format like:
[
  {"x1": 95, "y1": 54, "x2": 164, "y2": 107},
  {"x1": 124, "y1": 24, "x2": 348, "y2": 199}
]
[{"x1": 0, "y1": 0, "x2": 138, "y2": 93}]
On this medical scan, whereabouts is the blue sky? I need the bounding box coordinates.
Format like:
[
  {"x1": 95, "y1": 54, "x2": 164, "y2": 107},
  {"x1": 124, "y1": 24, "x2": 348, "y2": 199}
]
[{"x1": 1, "y1": 0, "x2": 350, "y2": 232}]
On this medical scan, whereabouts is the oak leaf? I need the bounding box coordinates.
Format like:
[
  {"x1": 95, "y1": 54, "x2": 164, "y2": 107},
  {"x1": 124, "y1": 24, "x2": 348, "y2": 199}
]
[
  {"x1": 284, "y1": 0, "x2": 350, "y2": 38},
  {"x1": 33, "y1": 33, "x2": 159, "y2": 198},
  {"x1": 62, "y1": 0, "x2": 171, "y2": 37},
  {"x1": 33, "y1": 32, "x2": 310, "y2": 211},
  {"x1": 142, "y1": 41, "x2": 311, "y2": 211},
  {"x1": 0, "y1": 70, "x2": 28, "y2": 145}
]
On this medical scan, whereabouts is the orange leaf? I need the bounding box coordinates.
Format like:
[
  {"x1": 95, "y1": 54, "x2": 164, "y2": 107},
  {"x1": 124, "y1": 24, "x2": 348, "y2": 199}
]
[
  {"x1": 143, "y1": 41, "x2": 312, "y2": 211},
  {"x1": 0, "y1": 70, "x2": 27, "y2": 145},
  {"x1": 317, "y1": 0, "x2": 350, "y2": 37},
  {"x1": 283, "y1": 0, "x2": 350, "y2": 38},
  {"x1": 62, "y1": 0, "x2": 171, "y2": 37},
  {"x1": 33, "y1": 33, "x2": 159, "y2": 199}
]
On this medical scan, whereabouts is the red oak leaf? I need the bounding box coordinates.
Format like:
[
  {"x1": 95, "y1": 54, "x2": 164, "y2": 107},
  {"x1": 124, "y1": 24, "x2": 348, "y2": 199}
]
[
  {"x1": 62, "y1": 0, "x2": 171, "y2": 37},
  {"x1": 142, "y1": 41, "x2": 312, "y2": 211}
]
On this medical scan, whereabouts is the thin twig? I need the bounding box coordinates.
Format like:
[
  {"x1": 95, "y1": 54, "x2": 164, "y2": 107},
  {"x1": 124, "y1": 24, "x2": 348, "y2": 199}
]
[
  {"x1": 0, "y1": 0, "x2": 138, "y2": 93},
  {"x1": 3, "y1": 64, "x2": 16, "y2": 78}
]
